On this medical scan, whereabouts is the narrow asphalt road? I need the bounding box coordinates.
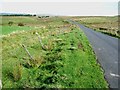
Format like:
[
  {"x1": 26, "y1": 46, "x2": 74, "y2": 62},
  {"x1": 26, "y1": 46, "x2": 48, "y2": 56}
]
[{"x1": 71, "y1": 21, "x2": 119, "y2": 88}]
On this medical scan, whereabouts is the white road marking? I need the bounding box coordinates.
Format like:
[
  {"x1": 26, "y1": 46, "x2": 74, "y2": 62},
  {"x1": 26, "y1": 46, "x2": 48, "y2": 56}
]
[
  {"x1": 98, "y1": 48, "x2": 101, "y2": 50},
  {"x1": 110, "y1": 73, "x2": 120, "y2": 78},
  {"x1": 114, "y1": 61, "x2": 118, "y2": 64}
]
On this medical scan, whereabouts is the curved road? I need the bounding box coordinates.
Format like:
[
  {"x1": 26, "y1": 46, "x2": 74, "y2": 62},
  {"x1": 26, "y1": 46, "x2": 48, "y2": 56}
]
[{"x1": 71, "y1": 21, "x2": 119, "y2": 88}]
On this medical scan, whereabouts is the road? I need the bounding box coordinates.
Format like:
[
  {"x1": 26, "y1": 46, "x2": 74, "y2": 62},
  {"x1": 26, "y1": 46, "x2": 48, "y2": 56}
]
[{"x1": 70, "y1": 21, "x2": 119, "y2": 88}]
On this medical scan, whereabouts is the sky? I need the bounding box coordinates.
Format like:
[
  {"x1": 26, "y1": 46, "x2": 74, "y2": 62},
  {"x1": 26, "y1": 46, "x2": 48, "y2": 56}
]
[{"x1": 1, "y1": 0, "x2": 119, "y2": 16}]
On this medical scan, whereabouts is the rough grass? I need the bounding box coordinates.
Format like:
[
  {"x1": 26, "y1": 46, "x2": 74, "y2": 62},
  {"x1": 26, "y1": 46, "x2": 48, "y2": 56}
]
[
  {"x1": 1, "y1": 16, "x2": 108, "y2": 88},
  {"x1": 69, "y1": 16, "x2": 119, "y2": 38},
  {"x1": 1, "y1": 16, "x2": 66, "y2": 35}
]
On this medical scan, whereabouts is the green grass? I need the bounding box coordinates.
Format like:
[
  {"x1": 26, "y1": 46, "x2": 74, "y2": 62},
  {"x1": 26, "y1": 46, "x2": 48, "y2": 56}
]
[
  {"x1": 1, "y1": 16, "x2": 108, "y2": 88},
  {"x1": 1, "y1": 16, "x2": 67, "y2": 35},
  {"x1": 1, "y1": 26, "x2": 33, "y2": 35},
  {"x1": 57, "y1": 29, "x2": 108, "y2": 88}
]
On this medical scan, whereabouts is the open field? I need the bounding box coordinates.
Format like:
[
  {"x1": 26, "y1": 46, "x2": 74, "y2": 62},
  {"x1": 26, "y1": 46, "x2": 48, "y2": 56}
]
[
  {"x1": 1, "y1": 16, "x2": 108, "y2": 88},
  {"x1": 69, "y1": 16, "x2": 119, "y2": 38}
]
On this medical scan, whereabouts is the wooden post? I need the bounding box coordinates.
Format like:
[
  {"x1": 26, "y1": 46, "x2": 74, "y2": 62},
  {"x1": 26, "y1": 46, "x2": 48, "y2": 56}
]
[
  {"x1": 22, "y1": 44, "x2": 34, "y2": 60},
  {"x1": 35, "y1": 32, "x2": 45, "y2": 50},
  {"x1": 0, "y1": 80, "x2": 2, "y2": 90}
]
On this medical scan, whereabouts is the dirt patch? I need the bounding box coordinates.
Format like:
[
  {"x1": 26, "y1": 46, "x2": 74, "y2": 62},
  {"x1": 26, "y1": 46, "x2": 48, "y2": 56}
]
[{"x1": 78, "y1": 42, "x2": 83, "y2": 49}]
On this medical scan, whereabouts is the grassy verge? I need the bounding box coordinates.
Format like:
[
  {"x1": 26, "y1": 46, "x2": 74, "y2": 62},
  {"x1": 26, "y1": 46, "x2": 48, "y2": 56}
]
[
  {"x1": 2, "y1": 16, "x2": 108, "y2": 88},
  {"x1": 69, "y1": 16, "x2": 119, "y2": 38},
  {"x1": 0, "y1": 16, "x2": 1, "y2": 81}
]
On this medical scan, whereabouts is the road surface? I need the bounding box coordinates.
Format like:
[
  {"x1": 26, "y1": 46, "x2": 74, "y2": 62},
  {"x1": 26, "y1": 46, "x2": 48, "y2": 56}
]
[{"x1": 71, "y1": 21, "x2": 119, "y2": 88}]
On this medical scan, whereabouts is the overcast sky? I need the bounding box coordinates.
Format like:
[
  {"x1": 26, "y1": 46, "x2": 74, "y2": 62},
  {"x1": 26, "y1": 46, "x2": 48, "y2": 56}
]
[{"x1": 1, "y1": 1, "x2": 119, "y2": 16}]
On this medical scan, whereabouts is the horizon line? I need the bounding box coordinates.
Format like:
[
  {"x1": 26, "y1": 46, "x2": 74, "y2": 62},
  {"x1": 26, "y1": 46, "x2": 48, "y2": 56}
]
[{"x1": 0, "y1": 12, "x2": 118, "y2": 16}]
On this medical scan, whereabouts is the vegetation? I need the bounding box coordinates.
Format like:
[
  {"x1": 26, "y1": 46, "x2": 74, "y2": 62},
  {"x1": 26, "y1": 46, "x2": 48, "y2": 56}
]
[
  {"x1": 69, "y1": 16, "x2": 119, "y2": 38},
  {"x1": 0, "y1": 13, "x2": 33, "y2": 16},
  {"x1": 18, "y1": 23, "x2": 24, "y2": 26},
  {"x1": 1, "y1": 16, "x2": 108, "y2": 88}
]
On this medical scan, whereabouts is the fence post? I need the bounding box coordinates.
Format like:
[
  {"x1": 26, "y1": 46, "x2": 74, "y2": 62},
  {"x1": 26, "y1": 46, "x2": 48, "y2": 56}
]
[
  {"x1": 35, "y1": 32, "x2": 45, "y2": 50},
  {"x1": 22, "y1": 44, "x2": 34, "y2": 60},
  {"x1": 0, "y1": 80, "x2": 2, "y2": 90}
]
